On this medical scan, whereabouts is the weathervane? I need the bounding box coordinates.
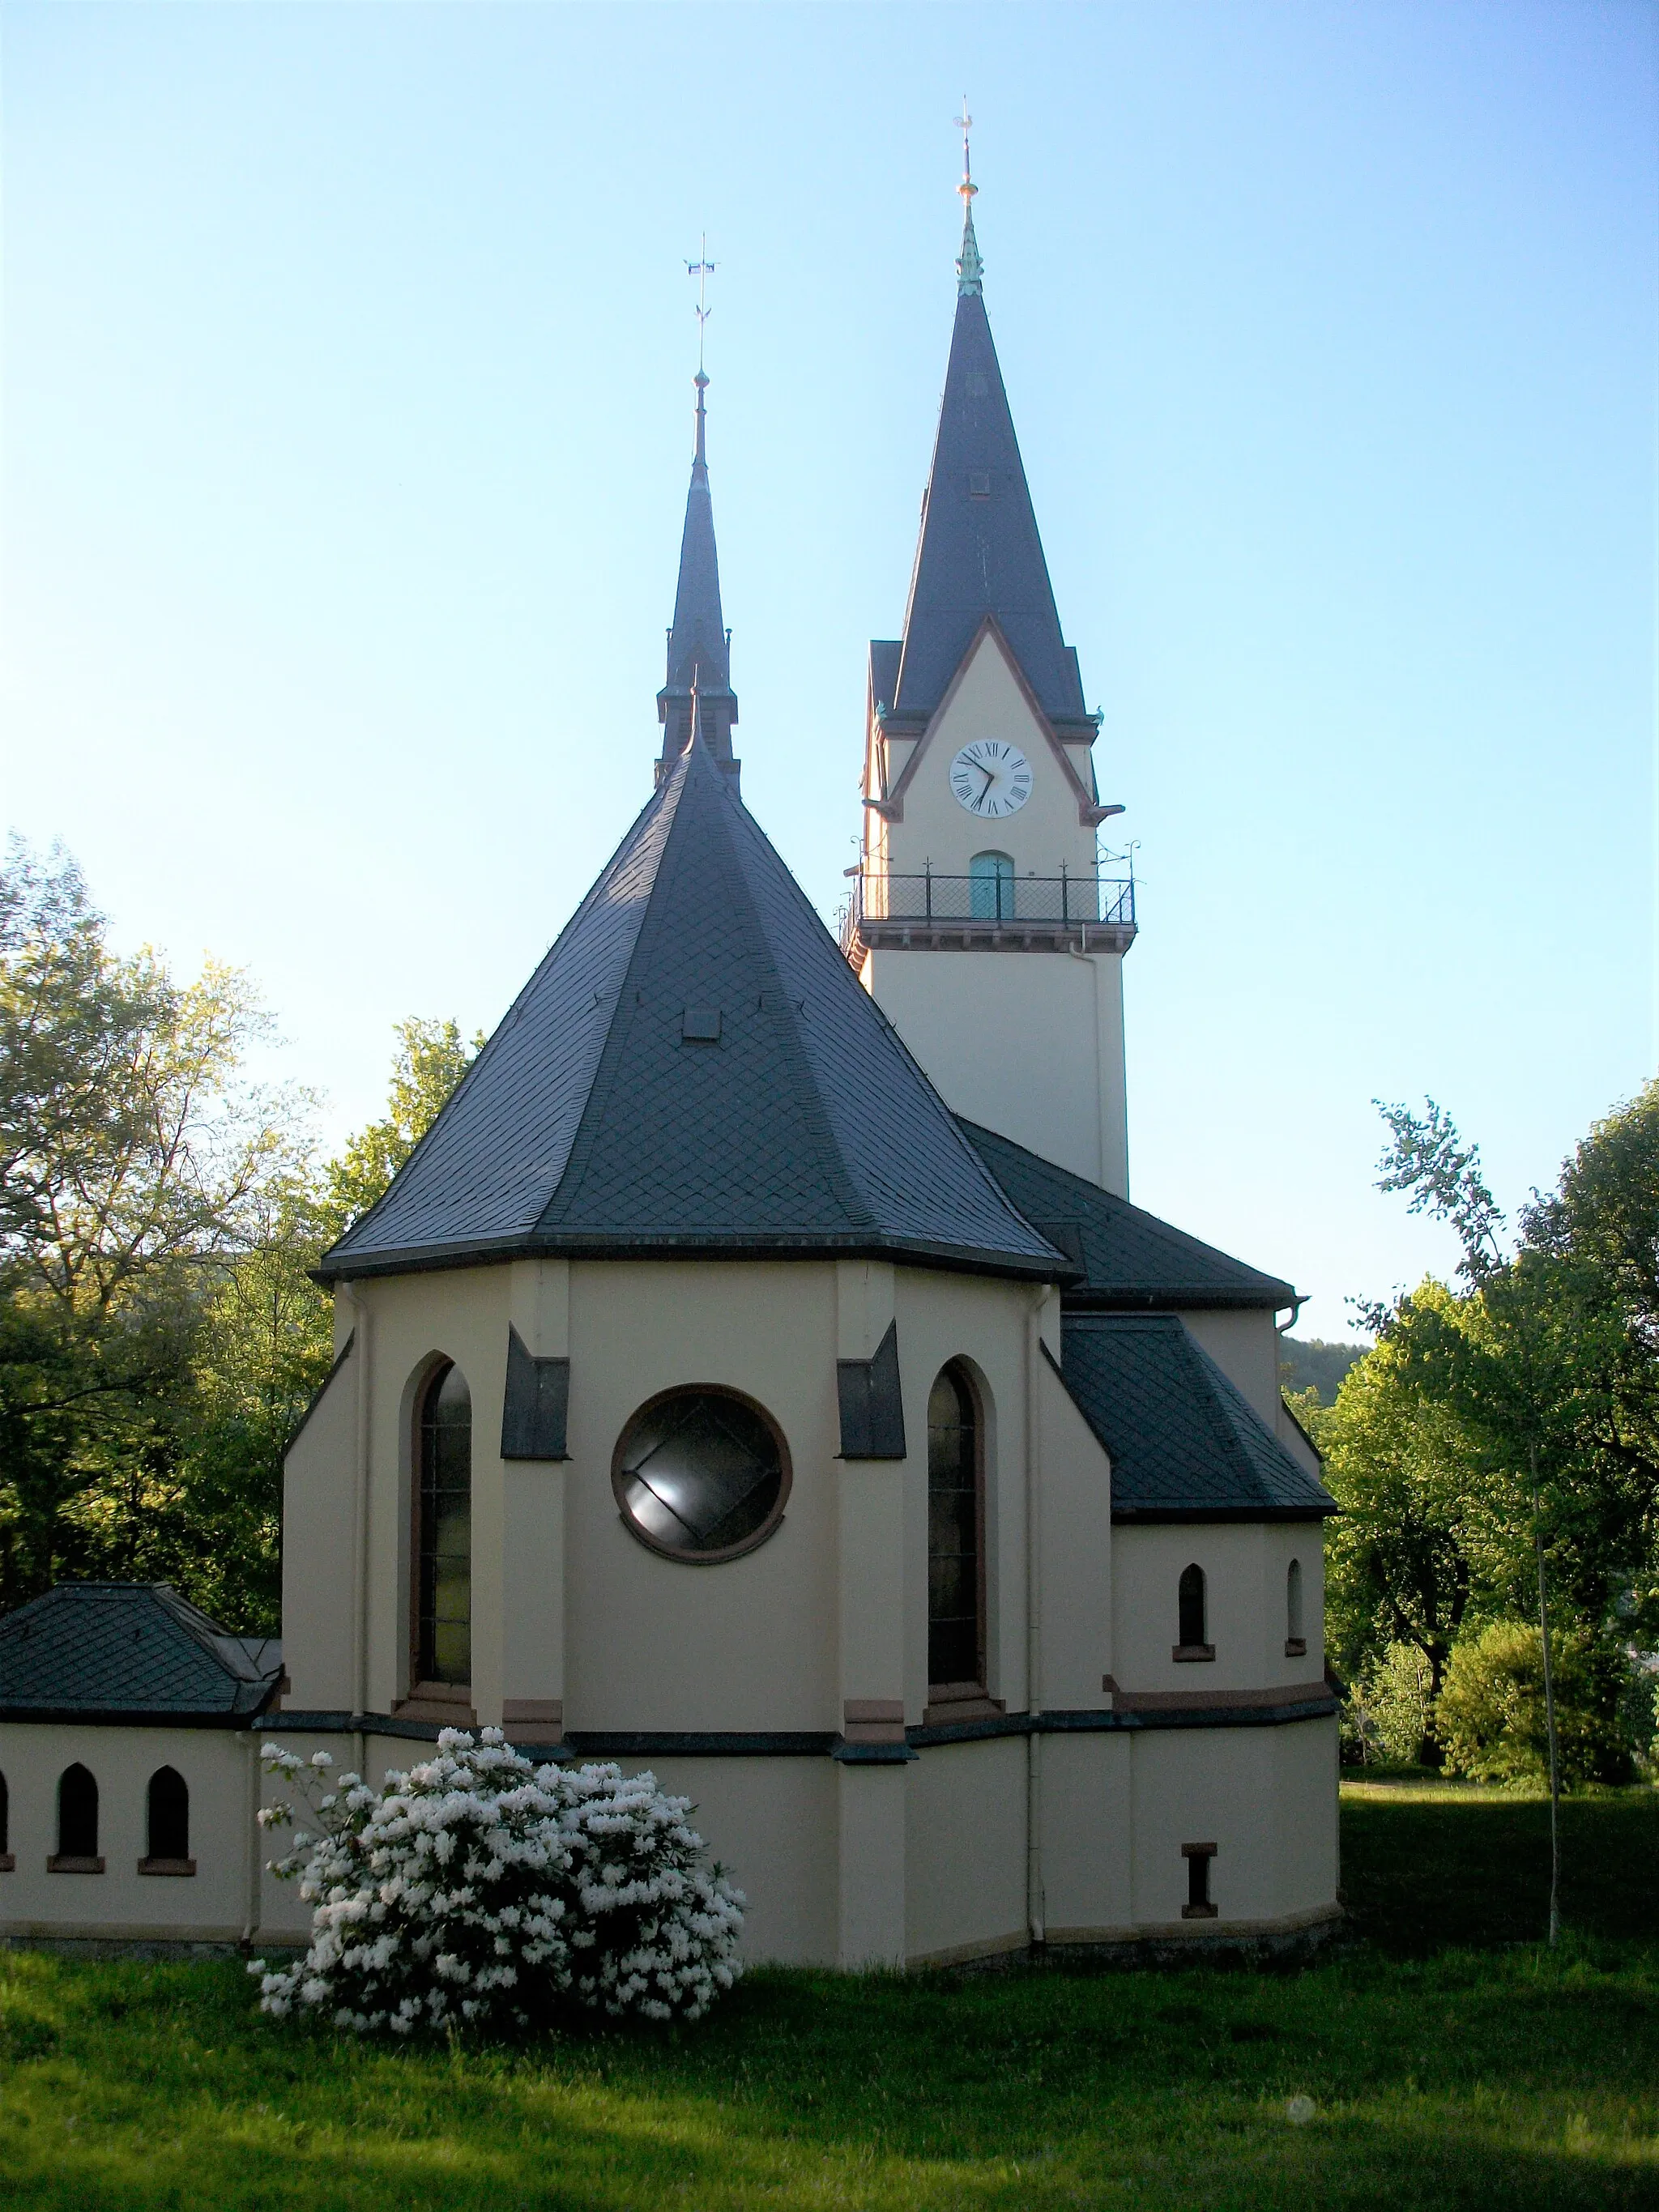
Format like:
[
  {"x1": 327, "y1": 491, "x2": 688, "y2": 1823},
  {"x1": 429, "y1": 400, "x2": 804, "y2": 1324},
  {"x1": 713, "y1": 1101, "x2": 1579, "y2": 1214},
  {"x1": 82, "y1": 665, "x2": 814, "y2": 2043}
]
[
  {"x1": 954, "y1": 99, "x2": 976, "y2": 203},
  {"x1": 685, "y1": 234, "x2": 716, "y2": 375}
]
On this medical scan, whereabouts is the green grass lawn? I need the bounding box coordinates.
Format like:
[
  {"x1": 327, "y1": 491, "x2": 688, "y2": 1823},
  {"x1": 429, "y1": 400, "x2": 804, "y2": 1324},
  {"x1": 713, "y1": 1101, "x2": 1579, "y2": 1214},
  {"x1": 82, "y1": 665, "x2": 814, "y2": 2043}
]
[{"x1": 1, "y1": 1783, "x2": 1656, "y2": 2210}]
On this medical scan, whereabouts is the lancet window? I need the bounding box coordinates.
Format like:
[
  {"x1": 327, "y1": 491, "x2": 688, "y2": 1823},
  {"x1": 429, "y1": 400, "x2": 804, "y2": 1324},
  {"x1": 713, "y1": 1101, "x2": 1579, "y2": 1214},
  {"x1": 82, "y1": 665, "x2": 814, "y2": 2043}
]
[
  {"x1": 928, "y1": 1364, "x2": 984, "y2": 1691},
  {"x1": 416, "y1": 1361, "x2": 472, "y2": 1688}
]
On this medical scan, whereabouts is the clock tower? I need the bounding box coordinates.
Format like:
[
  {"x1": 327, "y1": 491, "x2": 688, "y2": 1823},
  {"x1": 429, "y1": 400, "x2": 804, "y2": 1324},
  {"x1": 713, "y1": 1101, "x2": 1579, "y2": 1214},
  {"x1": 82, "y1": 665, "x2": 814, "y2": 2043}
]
[{"x1": 846, "y1": 161, "x2": 1135, "y2": 1195}]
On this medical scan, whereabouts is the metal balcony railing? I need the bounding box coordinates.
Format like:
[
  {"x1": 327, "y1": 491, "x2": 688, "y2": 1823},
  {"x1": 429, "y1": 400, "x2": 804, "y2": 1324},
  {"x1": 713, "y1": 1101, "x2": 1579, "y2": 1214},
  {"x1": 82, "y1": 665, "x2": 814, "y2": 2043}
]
[{"x1": 840, "y1": 867, "x2": 1136, "y2": 961}]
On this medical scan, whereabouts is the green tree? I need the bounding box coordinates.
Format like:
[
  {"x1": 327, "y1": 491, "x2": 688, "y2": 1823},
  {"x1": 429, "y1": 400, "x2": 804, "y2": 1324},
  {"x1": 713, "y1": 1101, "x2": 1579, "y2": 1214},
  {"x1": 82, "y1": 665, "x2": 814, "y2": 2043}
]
[
  {"x1": 1318, "y1": 1285, "x2": 1499, "y2": 1743},
  {"x1": 1437, "y1": 1617, "x2": 1627, "y2": 1787},
  {"x1": 320, "y1": 1017, "x2": 477, "y2": 1246},
  {"x1": 0, "y1": 839, "x2": 305, "y2": 1613}
]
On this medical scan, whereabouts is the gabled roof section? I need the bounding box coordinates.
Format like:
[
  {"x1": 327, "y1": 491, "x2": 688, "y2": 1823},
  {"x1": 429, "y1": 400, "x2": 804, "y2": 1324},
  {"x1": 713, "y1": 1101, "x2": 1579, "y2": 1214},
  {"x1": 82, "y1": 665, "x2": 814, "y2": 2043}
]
[
  {"x1": 1059, "y1": 1316, "x2": 1336, "y2": 1522},
  {"x1": 0, "y1": 1583, "x2": 282, "y2": 1721},
  {"x1": 886, "y1": 284, "x2": 1088, "y2": 729},
  {"x1": 957, "y1": 1119, "x2": 1297, "y2": 1311},
  {"x1": 322, "y1": 740, "x2": 1069, "y2": 1283},
  {"x1": 659, "y1": 374, "x2": 736, "y2": 766}
]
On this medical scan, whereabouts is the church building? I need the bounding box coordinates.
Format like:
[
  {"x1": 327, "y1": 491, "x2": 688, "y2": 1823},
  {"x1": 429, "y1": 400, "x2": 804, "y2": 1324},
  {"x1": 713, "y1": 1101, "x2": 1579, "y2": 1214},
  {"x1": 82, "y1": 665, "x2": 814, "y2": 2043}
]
[{"x1": 0, "y1": 175, "x2": 1339, "y2": 1968}]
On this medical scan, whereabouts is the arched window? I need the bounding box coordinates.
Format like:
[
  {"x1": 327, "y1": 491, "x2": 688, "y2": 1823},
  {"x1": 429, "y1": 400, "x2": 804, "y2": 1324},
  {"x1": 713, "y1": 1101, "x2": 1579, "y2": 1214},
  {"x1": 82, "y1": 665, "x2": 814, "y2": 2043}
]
[
  {"x1": 145, "y1": 1767, "x2": 191, "y2": 1868},
  {"x1": 1286, "y1": 1558, "x2": 1306, "y2": 1654},
  {"x1": 53, "y1": 1762, "x2": 100, "y2": 1870},
  {"x1": 969, "y1": 850, "x2": 1015, "y2": 921},
  {"x1": 0, "y1": 1770, "x2": 11, "y2": 1869},
  {"x1": 928, "y1": 1364, "x2": 984, "y2": 1691},
  {"x1": 417, "y1": 1361, "x2": 472, "y2": 1687},
  {"x1": 1177, "y1": 1563, "x2": 1209, "y2": 1654}
]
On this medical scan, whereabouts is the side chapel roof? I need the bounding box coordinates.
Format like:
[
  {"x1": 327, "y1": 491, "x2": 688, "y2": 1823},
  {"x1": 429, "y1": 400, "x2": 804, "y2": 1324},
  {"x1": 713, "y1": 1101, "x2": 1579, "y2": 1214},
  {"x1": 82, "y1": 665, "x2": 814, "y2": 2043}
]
[
  {"x1": 1059, "y1": 1316, "x2": 1337, "y2": 1522},
  {"x1": 958, "y1": 1119, "x2": 1297, "y2": 1311},
  {"x1": 0, "y1": 1583, "x2": 282, "y2": 1723},
  {"x1": 321, "y1": 735, "x2": 1069, "y2": 1283}
]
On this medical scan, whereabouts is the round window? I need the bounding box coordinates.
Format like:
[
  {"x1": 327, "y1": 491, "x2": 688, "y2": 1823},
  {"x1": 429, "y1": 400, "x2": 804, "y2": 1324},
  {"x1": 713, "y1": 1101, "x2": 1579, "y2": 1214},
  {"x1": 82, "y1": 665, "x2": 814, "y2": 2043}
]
[{"x1": 612, "y1": 1388, "x2": 790, "y2": 1562}]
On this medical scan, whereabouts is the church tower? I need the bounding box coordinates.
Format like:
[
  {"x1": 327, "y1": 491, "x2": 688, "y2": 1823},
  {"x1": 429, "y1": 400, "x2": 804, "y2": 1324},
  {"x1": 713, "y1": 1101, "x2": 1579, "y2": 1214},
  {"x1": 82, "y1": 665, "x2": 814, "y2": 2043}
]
[{"x1": 846, "y1": 150, "x2": 1135, "y2": 1195}]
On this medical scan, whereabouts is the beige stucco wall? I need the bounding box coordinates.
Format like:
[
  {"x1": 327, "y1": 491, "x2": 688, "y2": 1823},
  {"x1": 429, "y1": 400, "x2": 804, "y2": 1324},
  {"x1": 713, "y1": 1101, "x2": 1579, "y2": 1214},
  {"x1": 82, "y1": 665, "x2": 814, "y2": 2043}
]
[
  {"x1": 1039, "y1": 1731, "x2": 1133, "y2": 1938},
  {"x1": 905, "y1": 1733, "x2": 1028, "y2": 1965},
  {"x1": 262, "y1": 1242, "x2": 1338, "y2": 1971},
  {"x1": 1127, "y1": 1720, "x2": 1339, "y2": 1931},
  {"x1": 1111, "y1": 1523, "x2": 1326, "y2": 1695},
  {"x1": 867, "y1": 947, "x2": 1128, "y2": 1193},
  {"x1": 0, "y1": 1723, "x2": 259, "y2": 1942}
]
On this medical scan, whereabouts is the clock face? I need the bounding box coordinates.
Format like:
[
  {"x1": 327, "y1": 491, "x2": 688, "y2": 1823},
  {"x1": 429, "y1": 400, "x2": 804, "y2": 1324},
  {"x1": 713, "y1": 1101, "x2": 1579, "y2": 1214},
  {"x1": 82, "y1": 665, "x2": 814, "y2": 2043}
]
[{"x1": 949, "y1": 740, "x2": 1033, "y2": 818}]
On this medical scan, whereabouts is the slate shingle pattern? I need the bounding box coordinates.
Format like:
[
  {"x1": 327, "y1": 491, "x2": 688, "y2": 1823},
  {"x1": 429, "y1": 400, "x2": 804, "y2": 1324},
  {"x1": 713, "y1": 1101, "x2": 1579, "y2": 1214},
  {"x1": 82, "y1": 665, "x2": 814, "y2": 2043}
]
[
  {"x1": 659, "y1": 400, "x2": 736, "y2": 761},
  {"x1": 1060, "y1": 1315, "x2": 1336, "y2": 1520},
  {"x1": 323, "y1": 782, "x2": 680, "y2": 1270},
  {"x1": 0, "y1": 1583, "x2": 282, "y2": 1719},
  {"x1": 889, "y1": 289, "x2": 1087, "y2": 725},
  {"x1": 959, "y1": 1119, "x2": 1296, "y2": 1311},
  {"x1": 323, "y1": 739, "x2": 1066, "y2": 1280}
]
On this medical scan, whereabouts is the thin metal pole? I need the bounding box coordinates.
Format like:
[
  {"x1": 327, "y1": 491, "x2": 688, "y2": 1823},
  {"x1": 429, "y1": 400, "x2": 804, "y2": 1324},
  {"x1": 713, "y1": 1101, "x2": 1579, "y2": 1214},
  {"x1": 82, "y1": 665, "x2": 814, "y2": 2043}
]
[{"x1": 1533, "y1": 1446, "x2": 1561, "y2": 1946}]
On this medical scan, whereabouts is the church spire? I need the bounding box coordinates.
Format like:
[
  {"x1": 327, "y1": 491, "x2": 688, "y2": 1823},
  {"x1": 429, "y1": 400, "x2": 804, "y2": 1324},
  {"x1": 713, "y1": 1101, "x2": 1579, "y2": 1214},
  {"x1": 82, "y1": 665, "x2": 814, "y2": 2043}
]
[
  {"x1": 878, "y1": 133, "x2": 1090, "y2": 731},
  {"x1": 658, "y1": 245, "x2": 737, "y2": 778},
  {"x1": 954, "y1": 99, "x2": 983, "y2": 297}
]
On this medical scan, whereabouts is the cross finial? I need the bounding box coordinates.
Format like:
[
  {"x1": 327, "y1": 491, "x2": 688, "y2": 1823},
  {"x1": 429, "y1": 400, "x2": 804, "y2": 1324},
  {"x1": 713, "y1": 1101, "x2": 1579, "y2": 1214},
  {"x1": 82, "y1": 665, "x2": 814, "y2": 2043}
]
[{"x1": 954, "y1": 100, "x2": 975, "y2": 203}]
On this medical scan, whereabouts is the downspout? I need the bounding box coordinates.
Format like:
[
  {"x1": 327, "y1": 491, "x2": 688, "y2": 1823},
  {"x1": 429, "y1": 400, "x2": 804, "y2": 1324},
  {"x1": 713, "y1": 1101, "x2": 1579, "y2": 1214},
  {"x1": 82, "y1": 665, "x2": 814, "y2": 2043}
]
[
  {"x1": 340, "y1": 1281, "x2": 371, "y2": 1778},
  {"x1": 1025, "y1": 1285, "x2": 1047, "y2": 1952},
  {"x1": 241, "y1": 1727, "x2": 262, "y2": 1949}
]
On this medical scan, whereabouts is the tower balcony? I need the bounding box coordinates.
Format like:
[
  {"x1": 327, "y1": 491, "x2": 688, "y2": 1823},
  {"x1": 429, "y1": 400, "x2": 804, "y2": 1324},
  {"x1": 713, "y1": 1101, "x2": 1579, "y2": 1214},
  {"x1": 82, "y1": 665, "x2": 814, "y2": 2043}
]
[{"x1": 840, "y1": 867, "x2": 1137, "y2": 964}]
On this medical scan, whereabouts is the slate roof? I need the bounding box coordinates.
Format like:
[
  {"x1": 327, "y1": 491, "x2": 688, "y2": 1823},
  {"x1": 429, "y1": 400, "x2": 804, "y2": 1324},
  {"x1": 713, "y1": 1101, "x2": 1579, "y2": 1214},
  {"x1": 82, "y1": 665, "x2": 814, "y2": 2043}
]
[
  {"x1": 958, "y1": 1119, "x2": 1298, "y2": 1312},
  {"x1": 0, "y1": 1583, "x2": 282, "y2": 1722},
  {"x1": 885, "y1": 269, "x2": 1089, "y2": 728},
  {"x1": 322, "y1": 736, "x2": 1070, "y2": 1283},
  {"x1": 1059, "y1": 1316, "x2": 1337, "y2": 1522}
]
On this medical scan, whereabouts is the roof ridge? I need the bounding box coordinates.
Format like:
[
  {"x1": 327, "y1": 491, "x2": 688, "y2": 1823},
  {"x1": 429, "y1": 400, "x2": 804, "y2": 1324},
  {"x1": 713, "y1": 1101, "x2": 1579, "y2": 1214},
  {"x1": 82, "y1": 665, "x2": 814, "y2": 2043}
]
[
  {"x1": 1171, "y1": 1327, "x2": 1277, "y2": 1507},
  {"x1": 711, "y1": 777, "x2": 879, "y2": 1234},
  {"x1": 323, "y1": 772, "x2": 680, "y2": 1271},
  {"x1": 533, "y1": 746, "x2": 705, "y2": 1228}
]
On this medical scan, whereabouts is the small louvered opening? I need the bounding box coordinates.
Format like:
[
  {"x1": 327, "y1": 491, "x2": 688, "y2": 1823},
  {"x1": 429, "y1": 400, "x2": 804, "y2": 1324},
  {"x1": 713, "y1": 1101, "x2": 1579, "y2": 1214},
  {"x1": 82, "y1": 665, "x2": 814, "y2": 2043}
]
[
  {"x1": 681, "y1": 1005, "x2": 722, "y2": 1044},
  {"x1": 968, "y1": 471, "x2": 992, "y2": 498}
]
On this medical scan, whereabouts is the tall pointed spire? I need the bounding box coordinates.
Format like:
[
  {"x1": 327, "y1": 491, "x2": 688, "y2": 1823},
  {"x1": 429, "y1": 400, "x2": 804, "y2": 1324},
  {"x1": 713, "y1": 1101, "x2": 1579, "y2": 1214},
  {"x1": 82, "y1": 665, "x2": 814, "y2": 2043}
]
[
  {"x1": 873, "y1": 130, "x2": 1089, "y2": 731},
  {"x1": 658, "y1": 245, "x2": 736, "y2": 780},
  {"x1": 954, "y1": 98, "x2": 983, "y2": 296}
]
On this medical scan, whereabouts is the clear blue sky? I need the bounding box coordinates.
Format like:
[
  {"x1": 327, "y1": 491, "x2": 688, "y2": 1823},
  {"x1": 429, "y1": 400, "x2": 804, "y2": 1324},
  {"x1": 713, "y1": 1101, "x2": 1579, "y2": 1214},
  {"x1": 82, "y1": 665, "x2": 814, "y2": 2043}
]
[{"x1": 3, "y1": 1, "x2": 1654, "y2": 1333}]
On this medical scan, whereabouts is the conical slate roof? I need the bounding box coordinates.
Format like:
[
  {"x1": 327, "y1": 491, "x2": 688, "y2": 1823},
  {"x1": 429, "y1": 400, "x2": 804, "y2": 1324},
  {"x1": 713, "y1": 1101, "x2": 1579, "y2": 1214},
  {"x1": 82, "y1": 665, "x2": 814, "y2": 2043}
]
[
  {"x1": 321, "y1": 737, "x2": 1068, "y2": 1282},
  {"x1": 885, "y1": 278, "x2": 1088, "y2": 727}
]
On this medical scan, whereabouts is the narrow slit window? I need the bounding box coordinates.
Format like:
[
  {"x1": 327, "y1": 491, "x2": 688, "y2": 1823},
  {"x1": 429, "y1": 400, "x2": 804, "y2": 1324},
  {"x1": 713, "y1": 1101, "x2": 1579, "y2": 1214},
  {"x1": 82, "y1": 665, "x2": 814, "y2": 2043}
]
[
  {"x1": 0, "y1": 1769, "x2": 10, "y2": 1869},
  {"x1": 928, "y1": 1364, "x2": 984, "y2": 1691},
  {"x1": 1183, "y1": 1842, "x2": 1218, "y2": 1919},
  {"x1": 1176, "y1": 1562, "x2": 1209, "y2": 1654},
  {"x1": 1286, "y1": 1558, "x2": 1306, "y2": 1654},
  {"x1": 417, "y1": 1361, "x2": 472, "y2": 1687}
]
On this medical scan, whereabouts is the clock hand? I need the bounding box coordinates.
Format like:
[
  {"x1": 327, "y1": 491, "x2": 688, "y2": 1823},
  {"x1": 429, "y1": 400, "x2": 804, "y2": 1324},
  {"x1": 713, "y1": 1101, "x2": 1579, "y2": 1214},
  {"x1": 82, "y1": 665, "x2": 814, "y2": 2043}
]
[{"x1": 976, "y1": 762, "x2": 995, "y2": 799}]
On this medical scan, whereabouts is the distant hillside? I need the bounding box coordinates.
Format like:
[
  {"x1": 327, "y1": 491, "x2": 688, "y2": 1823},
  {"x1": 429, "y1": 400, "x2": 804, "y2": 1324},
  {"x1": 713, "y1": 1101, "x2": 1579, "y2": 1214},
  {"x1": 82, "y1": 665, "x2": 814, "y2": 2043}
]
[{"x1": 1280, "y1": 1336, "x2": 1367, "y2": 1406}]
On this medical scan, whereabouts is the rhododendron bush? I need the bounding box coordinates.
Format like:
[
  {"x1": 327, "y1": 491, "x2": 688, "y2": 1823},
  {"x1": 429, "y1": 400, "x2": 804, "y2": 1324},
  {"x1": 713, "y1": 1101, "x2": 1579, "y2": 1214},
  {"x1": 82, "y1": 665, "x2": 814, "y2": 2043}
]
[{"x1": 250, "y1": 1728, "x2": 744, "y2": 2033}]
